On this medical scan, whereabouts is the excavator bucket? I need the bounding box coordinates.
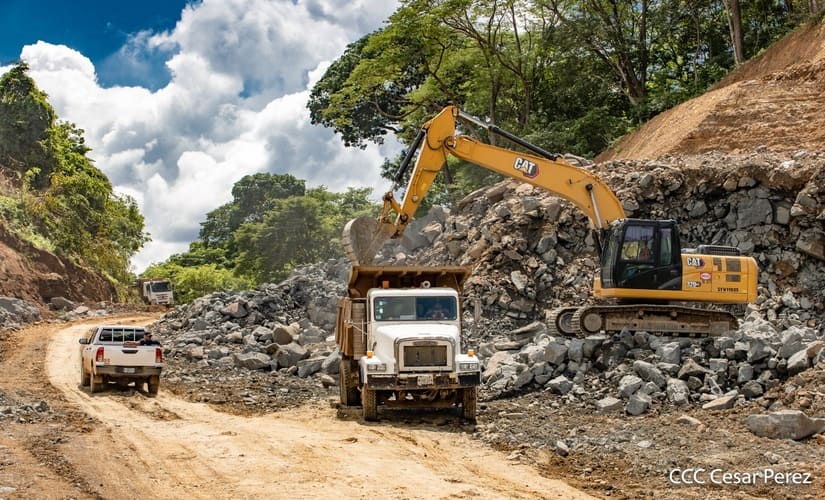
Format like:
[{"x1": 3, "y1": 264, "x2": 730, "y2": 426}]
[{"x1": 342, "y1": 216, "x2": 395, "y2": 265}]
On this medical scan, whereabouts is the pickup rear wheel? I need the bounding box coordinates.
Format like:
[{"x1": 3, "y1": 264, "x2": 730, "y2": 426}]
[
  {"x1": 80, "y1": 362, "x2": 90, "y2": 387},
  {"x1": 462, "y1": 387, "x2": 477, "y2": 422},
  {"x1": 89, "y1": 371, "x2": 102, "y2": 394},
  {"x1": 362, "y1": 388, "x2": 378, "y2": 422},
  {"x1": 147, "y1": 375, "x2": 160, "y2": 395}
]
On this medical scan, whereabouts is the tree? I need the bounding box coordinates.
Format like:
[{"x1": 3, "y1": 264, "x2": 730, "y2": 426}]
[{"x1": 722, "y1": 0, "x2": 745, "y2": 64}]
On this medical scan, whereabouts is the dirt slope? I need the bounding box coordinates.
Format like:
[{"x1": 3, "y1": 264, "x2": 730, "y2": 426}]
[{"x1": 597, "y1": 20, "x2": 825, "y2": 161}]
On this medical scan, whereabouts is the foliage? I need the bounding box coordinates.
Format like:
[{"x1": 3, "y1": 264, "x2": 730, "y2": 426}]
[
  {"x1": 141, "y1": 262, "x2": 252, "y2": 304},
  {"x1": 0, "y1": 63, "x2": 148, "y2": 286},
  {"x1": 149, "y1": 176, "x2": 379, "y2": 287},
  {"x1": 309, "y1": 0, "x2": 810, "y2": 202}
]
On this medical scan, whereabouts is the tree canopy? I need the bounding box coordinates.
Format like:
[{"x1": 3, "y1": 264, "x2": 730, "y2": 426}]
[{"x1": 0, "y1": 63, "x2": 148, "y2": 287}]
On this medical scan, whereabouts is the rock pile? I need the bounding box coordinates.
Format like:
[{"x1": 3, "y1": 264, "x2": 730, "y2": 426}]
[
  {"x1": 152, "y1": 259, "x2": 349, "y2": 384},
  {"x1": 476, "y1": 314, "x2": 824, "y2": 418},
  {"x1": 0, "y1": 297, "x2": 40, "y2": 330}
]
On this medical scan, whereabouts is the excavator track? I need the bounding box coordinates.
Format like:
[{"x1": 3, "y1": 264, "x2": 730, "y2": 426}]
[
  {"x1": 547, "y1": 307, "x2": 579, "y2": 336},
  {"x1": 566, "y1": 304, "x2": 737, "y2": 338}
]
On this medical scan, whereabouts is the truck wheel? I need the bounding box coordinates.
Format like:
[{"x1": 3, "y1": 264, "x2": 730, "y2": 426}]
[
  {"x1": 90, "y1": 373, "x2": 103, "y2": 394},
  {"x1": 362, "y1": 388, "x2": 378, "y2": 421},
  {"x1": 80, "y1": 362, "x2": 90, "y2": 387},
  {"x1": 462, "y1": 387, "x2": 477, "y2": 422},
  {"x1": 147, "y1": 375, "x2": 160, "y2": 395},
  {"x1": 339, "y1": 358, "x2": 359, "y2": 406}
]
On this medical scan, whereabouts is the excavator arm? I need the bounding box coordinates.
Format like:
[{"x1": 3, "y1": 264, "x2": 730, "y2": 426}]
[
  {"x1": 382, "y1": 106, "x2": 626, "y2": 239},
  {"x1": 343, "y1": 105, "x2": 626, "y2": 265}
]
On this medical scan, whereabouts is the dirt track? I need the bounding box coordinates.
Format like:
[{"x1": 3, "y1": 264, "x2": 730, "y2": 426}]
[{"x1": 0, "y1": 317, "x2": 590, "y2": 499}]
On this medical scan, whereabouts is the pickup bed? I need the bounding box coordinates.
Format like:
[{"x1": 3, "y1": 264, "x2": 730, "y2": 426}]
[{"x1": 78, "y1": 325, "x2": 163, "y2": 394}]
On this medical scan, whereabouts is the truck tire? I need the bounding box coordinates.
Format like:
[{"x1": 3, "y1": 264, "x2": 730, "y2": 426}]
[
  {"x1": 90, "y1": 372, "x2": 103, "y2": 394},
  {"x1": 362, "y1": 388, "x2": 378, "y2": 421},
  {"x1": 339, "y1": 358, "x2": 359, "y2": 406},
  {"x1": 80, "y1": 362, "x2": 90, "y2": 387},
  {"x1": 462, "y1": 387, "x2": 477, "y2": 422},
  {"x1": 147, "y1": 375, "x2": 160, "y2": 395}
]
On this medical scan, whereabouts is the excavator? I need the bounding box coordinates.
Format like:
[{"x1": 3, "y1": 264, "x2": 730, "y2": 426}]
[{"x1": 343, "y1": 106, "x2": 759, "y2": 337}]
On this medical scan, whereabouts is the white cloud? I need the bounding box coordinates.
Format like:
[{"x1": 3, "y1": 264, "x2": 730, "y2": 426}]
[{"x1": 6, "y1": 0, "x2": 400, "y2": 273}]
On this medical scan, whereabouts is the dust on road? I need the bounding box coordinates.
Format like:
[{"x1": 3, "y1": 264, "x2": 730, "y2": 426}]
[{"x1": 38, "y1": 319, "x2": 590, "y2": 499}]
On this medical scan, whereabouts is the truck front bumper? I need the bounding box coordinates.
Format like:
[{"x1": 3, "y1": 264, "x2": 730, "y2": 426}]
[{"x1": 366, "y1": 372, "x2": 480, "y2": 390}]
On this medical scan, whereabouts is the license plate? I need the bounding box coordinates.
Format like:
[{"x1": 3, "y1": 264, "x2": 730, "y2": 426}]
[
  {"x1": 123, "y1": 367, "x2": 135, "y2": 374},
  {"x1": 417, "y1": 375, "x2": 434, "y2": 386}
]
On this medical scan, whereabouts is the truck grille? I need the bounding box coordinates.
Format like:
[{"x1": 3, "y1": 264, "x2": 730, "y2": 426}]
[{"x1": 404, "y1": 345, "x2": 448, "y2": 367}]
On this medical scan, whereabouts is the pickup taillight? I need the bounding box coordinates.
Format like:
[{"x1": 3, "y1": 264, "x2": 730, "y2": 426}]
[
  {"x1": 155, "y1": 348, "x2": 163, "y2": 364},
  {"x1": 95, "y1": 347, "x2": 104, "y2": 363}
]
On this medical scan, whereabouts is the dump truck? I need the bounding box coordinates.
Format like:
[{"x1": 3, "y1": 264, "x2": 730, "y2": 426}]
[
  {"x1": 137, "y1": 278, "x2": 174, "y2": 306},
  {"x1": 336, "y1": 265, "x2": 481, "y2": 421}
]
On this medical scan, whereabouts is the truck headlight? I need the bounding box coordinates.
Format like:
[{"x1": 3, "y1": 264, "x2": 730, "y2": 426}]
[
  {"x1": 367, "y1": 363, "x2": 387, "y2": 372},
  {"x1": 459, "y1": 362, "x2": 479, "y2": 371}
]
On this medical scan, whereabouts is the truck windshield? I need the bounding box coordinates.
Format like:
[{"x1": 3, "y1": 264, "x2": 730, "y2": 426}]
[
  {"x1": 150, "y1": 282, "x2": 172, "y2": 292},
  {"x1": 373, "y1": 296, "x2": 457, "y2": 321}
]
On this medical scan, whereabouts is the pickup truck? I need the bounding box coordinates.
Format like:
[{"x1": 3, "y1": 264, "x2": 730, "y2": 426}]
[{"x1": 78, "y1": 325, "x2": 163, "y2": 394}]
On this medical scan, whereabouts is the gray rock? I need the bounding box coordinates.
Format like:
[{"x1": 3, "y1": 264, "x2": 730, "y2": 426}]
[
  {"x1": 786, "y1": 349, "x2": 810, "y2": 375},
  {"x1": 321, "y1": 350, "x2": 340, "y2": 375},
  {"x1": 741, "y1": 380, "x2": 764, "y2": 399},
  {"x1": 272, "y1": 323, "x2": 298, "y2": 345},
  {"x1": 626, "y1": 393, "x2": 652, "y2": 416},
  {"x1": 657, "y1": 342, "x2": 681, "y2": 365},
  {"x1": 666, "y1": 378, "x2": 690, "y2": 405},
  {"x1": 232, "y1": 352, "x2": 271, "y2": 370},
  {"x1": 701, "y1": 394, "x2": 737, "y2": 411},
  {"x1": 619, "y1": 375, "x2": 644, "y2": 398},
  {"x1": 679, "y1": 358, "x2": 712, "y2": 379},
  {"x1": 545, "y1": 342, "x2": 568, "y2": 366},
  {"x1": 633, "y1": 360, "x2": 667, "y2": 388},
  {"x1": 296, "y1": 356, "x2": 326, "y2": 378},
  {"x1": 737, "y1": 363, "x2": 754, "y2": 384},
  {"x1": 273, "y1": 342, "x2": 309, "y2": 369},
  {"x1": 567, "y1": 339, "x2": 584, "y2": 363},
  {"x1": 745, "y1": 410, "x2": 825, "y2": 440},
  {"x1": 547, "y1": 375, "x2": 573, "y2": 395},
  {"x1": 595, "y1": 396, "x2": 623, "y2": 412}
]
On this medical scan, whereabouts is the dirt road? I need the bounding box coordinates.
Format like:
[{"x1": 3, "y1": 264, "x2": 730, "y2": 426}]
[{"x1": 0, "y1": 317, "x2": 590, "y2": 499}]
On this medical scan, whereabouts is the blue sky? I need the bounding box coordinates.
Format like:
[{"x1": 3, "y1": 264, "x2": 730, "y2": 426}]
[
  {"x1": 1, "y1": 0, "x2": 400, "y2": 272},
  {"x1": 0, "y1": 0, "x2": 188, "y2": 88}
]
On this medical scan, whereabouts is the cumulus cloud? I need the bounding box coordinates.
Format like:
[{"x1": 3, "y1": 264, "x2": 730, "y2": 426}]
[{"x1": 6, "y1": 0, "x2": 400, "y2": 272}]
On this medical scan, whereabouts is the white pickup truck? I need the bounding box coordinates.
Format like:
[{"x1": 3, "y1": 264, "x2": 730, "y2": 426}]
[{"x1": 78, "y1": 325, "x2": 163, "y2": 394}]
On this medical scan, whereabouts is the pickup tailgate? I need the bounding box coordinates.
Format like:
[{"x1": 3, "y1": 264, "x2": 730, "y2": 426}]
[{"x1": 95, "y1": 343, "x2": 162, "y2": 368}]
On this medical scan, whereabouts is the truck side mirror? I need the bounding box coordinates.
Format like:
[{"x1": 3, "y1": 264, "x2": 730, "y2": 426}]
[{"x1": 78, "y1": 338, "x2": 89, "y2": 344}]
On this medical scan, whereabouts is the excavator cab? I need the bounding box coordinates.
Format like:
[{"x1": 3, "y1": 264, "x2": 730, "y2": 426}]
[{"x1": 600, "y1": 219, "x2": 683, "y2": 291}]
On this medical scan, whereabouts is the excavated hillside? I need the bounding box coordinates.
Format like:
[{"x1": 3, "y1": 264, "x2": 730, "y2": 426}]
[
  {"x1": 597, "y1": 19, "x2": 825, "y2": 161},
  {"x1": 0, "y1": 169, "x2": 116, "y2": 316}
]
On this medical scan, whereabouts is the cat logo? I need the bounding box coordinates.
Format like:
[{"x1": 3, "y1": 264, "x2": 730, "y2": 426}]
[
  {"x1": 686, "y1": 257, "x2": 704, "y2": 267},
  {"x1": 514, "y1": 157, "x2": 538, "y2": 178}
]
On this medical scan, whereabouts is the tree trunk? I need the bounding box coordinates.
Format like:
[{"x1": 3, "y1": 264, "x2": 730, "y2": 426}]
[{"x1": 723, "y1": 0, "x2": 745, "y2": 65}]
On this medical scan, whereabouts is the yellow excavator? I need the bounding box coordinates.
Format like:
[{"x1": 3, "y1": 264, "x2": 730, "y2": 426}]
[{"x1": 343, "y1": 106, "x2": 758, "y2": 337}]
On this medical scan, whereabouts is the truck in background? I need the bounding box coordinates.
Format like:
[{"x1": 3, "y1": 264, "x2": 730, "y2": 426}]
[
  {"x1": 79, "y1": 325, "x2": 163, "y2": 394},
  {"x1": 336, "y1": 265, "x2": 481, "y2": 421},
  {"x1": 137, "y1": 278, "x2": 174, "y2": 306}
]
